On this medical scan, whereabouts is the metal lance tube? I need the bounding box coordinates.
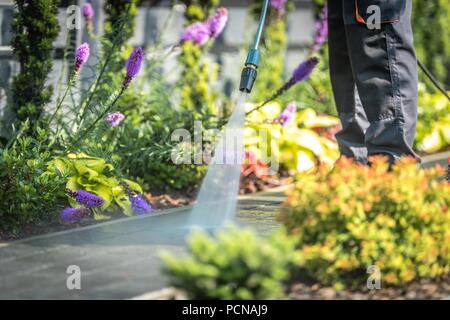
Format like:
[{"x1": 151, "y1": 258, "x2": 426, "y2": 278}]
[{"x1": 239, "y1": 0, "x2": 270, "y2": 93}]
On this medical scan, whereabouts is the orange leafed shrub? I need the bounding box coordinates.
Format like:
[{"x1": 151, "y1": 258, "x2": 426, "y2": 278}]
[{"x1": 279, "y1": 156, "x2": 450, "y2": 289}]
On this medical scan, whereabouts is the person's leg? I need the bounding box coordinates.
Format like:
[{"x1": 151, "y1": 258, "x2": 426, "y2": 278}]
[
  {"x1": 328, "y1": 0, "x2": 370, "y2": 164},
  {"x1": 342, "y1": 0, "x2": 420, "y2": 162}
]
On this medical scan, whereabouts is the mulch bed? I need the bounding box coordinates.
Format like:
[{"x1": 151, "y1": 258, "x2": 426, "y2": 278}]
[
  {"x1": 239, "y1": 172, "x2": 291, "y2": 195},
  {"x1": 289, "y1": 276, "x2": 450, "y2": 300},
  {"x1": 145, "y1": 191, "x2": 195, "y2": 210},
  {"x1": 139, "y1": 276, "x2": 450, "y2": 300}
]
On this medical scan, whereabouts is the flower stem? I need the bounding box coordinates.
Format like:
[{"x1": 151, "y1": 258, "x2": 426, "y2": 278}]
[
  {"x1": 70, "y1": 86, "x2": 125, "y2": 150},
  {"x1": 245, "y1": 80, "x2": 292, "y2": 116},
  {"x1": 47, "y1": 73, "x2": 75, "y2": 127},
  {"x1": 76, "y1": 6, "x2": 132, "y2": 129},
  {"x1": 76, "y1": 48, "x2": 115, "y2": 127}
]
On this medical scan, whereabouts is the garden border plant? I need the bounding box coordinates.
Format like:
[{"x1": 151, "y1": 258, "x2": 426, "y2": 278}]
[
  {"x1": 1, "y1": 1, "x2": 155, "y2": 236},
  {"x1": 280, "y1": 156, "x2": 450, "y2": 290},
  {"x1": 161, "y1": 226, "x2": 299, "y2": 300},
  {"x1": 10, "y1": 0, "x2": 60, "y2": 128}
]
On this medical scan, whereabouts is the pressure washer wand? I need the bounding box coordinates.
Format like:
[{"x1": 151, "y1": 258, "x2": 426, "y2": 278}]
[{"x1": 239, "y1": 0, "x2": 270, "y2": 93}]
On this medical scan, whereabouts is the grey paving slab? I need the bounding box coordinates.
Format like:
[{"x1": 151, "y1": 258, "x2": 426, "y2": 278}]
[
  {"x1": 421, "y1": 151, "x2": 450, "y2": 169},
  {"x1": 0, "y1": 192, "x2": 284, "y2": 300}
]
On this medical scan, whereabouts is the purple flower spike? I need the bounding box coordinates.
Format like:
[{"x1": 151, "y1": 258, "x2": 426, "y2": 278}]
[
  {"x1": 67, "y1": 190, "x2": 104, "y2": 208},
  {"x1": 124, "y1": 47, "x2": 145, "y2": 88},
  {"x1": 278, "y1": 102, "x2": 297, "y2": 127},
  {"x1": 60, "y1": 208, "x2": 90, "y2": 225},
  {"x1": 75, "y1": 42, "x2": 90, "y2": 73},
  {"x1": 207, "y1": 7, "x2": 228, "y2": 38},
  {"x1": 312, "y1": 5, "x2": 328, "y2": 52},
  {"x1": 105, "y1": 112, "x2": 125, "y2": 127},
  {"x1": 292, "y1": 57, "x2": 319, "y2": 84},
  {"x1": 82, "y1": 3, "x2": 95, "y2": 20},
  {"x1": 256, "y1": 57, "x2": 319, "y2": 109},
  {"x1": 181, "y1": 22, "x2": 210, "y2": 46},
  {"x1": 130, "y1": 194, "x2": 154, "y2": 215},
  {"x1": 270, "y1": 0, "x2": 287, "y2": 13}
]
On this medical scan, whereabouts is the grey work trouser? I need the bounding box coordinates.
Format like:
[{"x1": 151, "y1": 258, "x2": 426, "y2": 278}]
[{"x1": 328, "y1": 0, "x2": 420, "y2": 163}]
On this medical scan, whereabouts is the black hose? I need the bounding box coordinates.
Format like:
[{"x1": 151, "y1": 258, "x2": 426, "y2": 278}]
[{"x1": 417, "y1": 59, "x2": 450, "y2": 101}]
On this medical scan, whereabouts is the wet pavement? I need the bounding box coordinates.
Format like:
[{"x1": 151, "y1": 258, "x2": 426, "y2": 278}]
[{"x1": 0, "y1": 188, "x2": 287, "y2": 299}]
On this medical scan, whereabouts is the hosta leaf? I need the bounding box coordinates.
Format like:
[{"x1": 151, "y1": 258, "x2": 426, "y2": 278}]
[
  {"x1": 123, "y1": 178, "x2": 143, "y2": 193},
  {"x1": 297, "y1": 108, "x2": 339, "y2": 128},
  {"x1": 73, "y1": 162, "x2": 100, "y2": 177},
  {"x1": 113, "y1": 186, "x2": 133, "y2": 216},
  {"x1": 69, "y1": 153, "x2": 112, "y2": 173},
  {"x1": 440, "y1": 124, "x2": 450, "y2": 145},
  {"x1": 47, "y1": 158, "x2": 74, "y2": 176},
  {"x1": 290, "y1": 128, "x2": 325, "y2": 156},
  {"x1": 296, "y1": 150, "x2": 316, "y2": 172},
  {"x1": 90, "y1": 184, "x2": 113, "y2": 210},
  {"x1": 66, "y1": 176, "x2": 79, "y2": 191},
  {"x1": 417, "y1": 129, "x2": 443, "y2": 153},
  {"x1": 296, "y1": 108, "x2": 316, "y2": 126},
  {"x1": 88, "y1": 174, "x2": 117, "y2": 187},
  {"x1": 76, "y1": 176, "x2": 97, "y2": 188},
  {"x1": 66, "y1": 177, "x2": 82, "y2": 208}
]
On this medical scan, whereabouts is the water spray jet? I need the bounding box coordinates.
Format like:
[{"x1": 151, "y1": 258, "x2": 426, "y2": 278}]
[{"x1": 188, "y1": 0, "x2": 271, "y2": 229}]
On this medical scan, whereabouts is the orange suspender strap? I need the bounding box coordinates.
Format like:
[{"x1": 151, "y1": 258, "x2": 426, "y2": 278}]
[{"x1": 355, "y1": 0, "x2": 367, "y2": 24}]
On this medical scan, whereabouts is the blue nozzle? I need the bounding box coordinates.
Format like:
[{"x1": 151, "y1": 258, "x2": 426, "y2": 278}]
[
  {"x1": 240, "y1": 0, "x2": 270, "y2": 93},
  {"x1": 245, "y1": 48, "x2": 260, "y2": 67}
]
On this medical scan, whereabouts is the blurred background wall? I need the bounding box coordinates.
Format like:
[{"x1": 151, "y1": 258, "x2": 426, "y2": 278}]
[{"x1": 0, "y1": 0, "x2": 315, "y2": 115}]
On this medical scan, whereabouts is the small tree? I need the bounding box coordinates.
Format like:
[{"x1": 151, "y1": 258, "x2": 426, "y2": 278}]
[{"x1": 11, "y1": 0, "x2": 60, "y2": 125}]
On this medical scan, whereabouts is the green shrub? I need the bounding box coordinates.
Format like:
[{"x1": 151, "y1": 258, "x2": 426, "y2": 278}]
[
  {"x1": 126, "y1": 160, "x2": 206, "y2": 194},
  {"x1": 412, "y1": 0, "x2": 450, "y2": 88},
  {"x1": 178, "y1": 41, "x2": 218, "y2": 116},
  {"x1": 11, "y1": 0, "x2": 60, "y2": 125},
  {"x1": 117, "y1": 117, "x2": 208, "y2": 192},
  {"x1": 0, "y1": 134, "x2": 66, "y2": 235},
  {"x1": 176, "y1": 1, "x2": 222, "y2": 117},
  {"x1": 415, "y1": 84, "x2": 450, "y2": 153},
  {"x1": 279, "y1": 156, "x2": 450, "y2": 289},
  {"x1": 114, "y1": 89, "x2": 209, "y2": 193},
  {"x1": 161, "y1": 227, "x2": 298, "y2": 299}
]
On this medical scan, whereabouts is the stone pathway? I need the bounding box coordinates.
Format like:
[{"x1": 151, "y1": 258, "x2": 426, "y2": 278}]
[
  {"x1": 0, "y1": 151, "x2": 448, "y2": 300},
  {"x1": 0, "y1": 188, "x2": 287, "y2": 299}
]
